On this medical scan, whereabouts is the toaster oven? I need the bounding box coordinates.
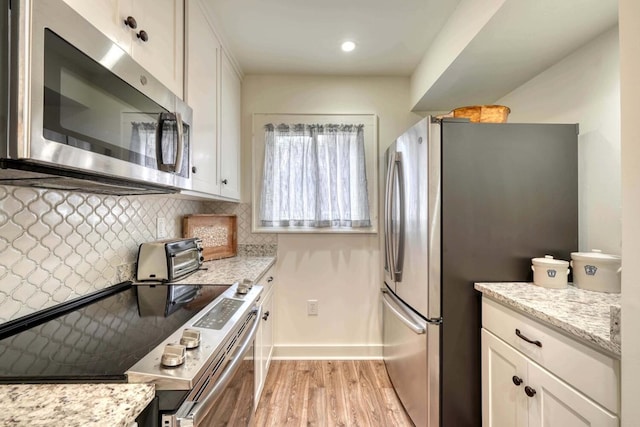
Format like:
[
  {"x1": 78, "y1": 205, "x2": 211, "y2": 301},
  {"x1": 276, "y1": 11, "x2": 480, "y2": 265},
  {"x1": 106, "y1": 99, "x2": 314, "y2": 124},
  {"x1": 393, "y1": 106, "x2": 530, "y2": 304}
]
[{"x1": 136, "y1": 238, "x2": 204, "y2": 282}]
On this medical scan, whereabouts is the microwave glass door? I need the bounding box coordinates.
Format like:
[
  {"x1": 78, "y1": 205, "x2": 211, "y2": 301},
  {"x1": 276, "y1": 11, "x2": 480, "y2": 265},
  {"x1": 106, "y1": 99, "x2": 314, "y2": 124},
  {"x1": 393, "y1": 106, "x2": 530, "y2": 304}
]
[{"x1": 42, "y1": 29, "x2": 189, "y2": 177}]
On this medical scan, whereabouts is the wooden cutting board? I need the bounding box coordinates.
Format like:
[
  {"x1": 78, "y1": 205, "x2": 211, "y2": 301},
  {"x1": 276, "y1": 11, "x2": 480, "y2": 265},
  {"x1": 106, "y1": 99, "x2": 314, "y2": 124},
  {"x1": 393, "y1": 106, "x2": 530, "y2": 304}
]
[{"x1": 182, "y1": 214, "x2": 237, "y2": 261}]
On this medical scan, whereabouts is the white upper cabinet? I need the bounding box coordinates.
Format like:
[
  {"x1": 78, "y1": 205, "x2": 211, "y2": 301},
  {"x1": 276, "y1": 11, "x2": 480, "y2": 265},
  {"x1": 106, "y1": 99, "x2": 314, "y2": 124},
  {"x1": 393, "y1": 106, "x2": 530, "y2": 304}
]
[
  {"x1": 62, "y1": 0, "x2": 184, "y2": 98},
  {"x1": 183, "y1": 0, "x2": 242, "y2": 201},
  {"x1": 185, "y1": 0, "x2": 220, "y2": 195},
  {"x1": 219, "y1": 50, "x2": 242, "y2": 200}
]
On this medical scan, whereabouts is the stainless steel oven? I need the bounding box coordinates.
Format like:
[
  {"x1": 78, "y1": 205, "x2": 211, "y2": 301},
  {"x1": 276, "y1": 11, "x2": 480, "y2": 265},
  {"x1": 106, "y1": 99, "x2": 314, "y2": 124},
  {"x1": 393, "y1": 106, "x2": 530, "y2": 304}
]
[
  {"x1": 128, "y1": 284, "x2": 262, "y2": 427},
  {"x1": 0, "y1": 281, "x2": 262, "y2": 427},
  {"x1": 1, "y1": 0, "x2": 192, "y2": 194},
  {"x1": 172, "y1": 303, "x2": 258, "y2": 426}
]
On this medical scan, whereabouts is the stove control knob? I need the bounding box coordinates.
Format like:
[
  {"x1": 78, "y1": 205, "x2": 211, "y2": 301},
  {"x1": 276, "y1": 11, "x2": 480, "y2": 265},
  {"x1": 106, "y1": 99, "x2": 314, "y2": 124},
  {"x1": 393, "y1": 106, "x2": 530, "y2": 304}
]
[
  {"x1": 180, "y1": 329, "x2": 201, "y2": 349},
  {"x1": 161, "y1": 343, "x2": 186, "y2": 367}
]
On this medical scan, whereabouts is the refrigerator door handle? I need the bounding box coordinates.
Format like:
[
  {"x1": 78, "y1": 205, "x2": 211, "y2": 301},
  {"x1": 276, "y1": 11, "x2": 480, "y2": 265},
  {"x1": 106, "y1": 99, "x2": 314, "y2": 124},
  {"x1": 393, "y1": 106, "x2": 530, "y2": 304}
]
[
  {"x1": 384, "y1": 150, "x2": 396, "y2": 282},
  {"x1": 394, "y1": 153, "x2": 406, "y2": 281},
  {"x1": 381, "y1": 289, "x2": 426, "y2": 334}
]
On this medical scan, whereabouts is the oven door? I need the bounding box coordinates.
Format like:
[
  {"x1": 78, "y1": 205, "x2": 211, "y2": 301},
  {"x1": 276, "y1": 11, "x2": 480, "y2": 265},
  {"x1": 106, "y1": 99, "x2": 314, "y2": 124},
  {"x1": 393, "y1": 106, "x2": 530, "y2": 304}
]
[
  {"x1": 7, "y1": 0, "x2": 192, "y2": 190},
  {"x1": 172, "y1": 306, "x2": 261, "y2": 427}
]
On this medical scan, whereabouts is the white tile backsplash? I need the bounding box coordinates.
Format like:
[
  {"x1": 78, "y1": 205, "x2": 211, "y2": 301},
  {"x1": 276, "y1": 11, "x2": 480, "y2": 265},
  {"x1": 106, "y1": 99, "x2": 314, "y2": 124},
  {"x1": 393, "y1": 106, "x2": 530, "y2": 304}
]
[{"x1": 0, "y1": 185, "x2": 204, "y2": 323}]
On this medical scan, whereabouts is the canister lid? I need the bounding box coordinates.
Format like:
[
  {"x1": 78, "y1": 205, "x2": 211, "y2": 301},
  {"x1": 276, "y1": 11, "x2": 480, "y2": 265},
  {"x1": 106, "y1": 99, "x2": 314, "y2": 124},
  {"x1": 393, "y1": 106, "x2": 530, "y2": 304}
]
[
  {"x1": 571, "y1": 249, "x2": 621, "y2": 263},
  {"x1": 532, "y1": 255, "x2": 569, "y2": 267}
]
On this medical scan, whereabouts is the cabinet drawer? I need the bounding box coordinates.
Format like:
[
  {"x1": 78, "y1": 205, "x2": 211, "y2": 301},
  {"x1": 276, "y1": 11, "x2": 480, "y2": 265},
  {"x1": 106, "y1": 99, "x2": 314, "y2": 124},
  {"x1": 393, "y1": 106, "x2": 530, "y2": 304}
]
[
  {"x1": 255, "y1": 266, "x2": 276, "y2": 296},
  {"x1": 482, "y1": 298, "x2": 619, "y2": 414}
]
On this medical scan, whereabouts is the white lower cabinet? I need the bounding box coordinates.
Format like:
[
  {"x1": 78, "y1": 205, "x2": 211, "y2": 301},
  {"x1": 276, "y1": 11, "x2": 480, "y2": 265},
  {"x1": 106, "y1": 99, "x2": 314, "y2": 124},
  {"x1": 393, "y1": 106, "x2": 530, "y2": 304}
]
[
  {"x1": 482, "y1": 330, "x2": 618, "y2": 427},
  {"x1": 482, "y1": 329, "x2": 529, "y2": 427},
  {"x1": 527, "y1": 358, "x2": 617, "y2": 427},
  {"x1": 254, "y1": 267, "x2": 275, "y2": 408},
  {"x1": 481, "y1": 299, "x2": 619, "y2": 427}
]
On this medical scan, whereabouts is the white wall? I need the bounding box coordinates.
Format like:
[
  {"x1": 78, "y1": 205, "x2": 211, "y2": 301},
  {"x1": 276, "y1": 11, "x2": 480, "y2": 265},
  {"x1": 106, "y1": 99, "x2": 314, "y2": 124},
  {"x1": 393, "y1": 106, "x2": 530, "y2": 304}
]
[
  {"x1": 496, "y1": 27, "x2": 621, "y2": 255},
  {"x1": 619, "y1": 0, "x2": 640, "y2": 423},
  {"x1": 410, "y1": 0, "x2": 506, "y2": 109},
  {"x1": 242, "y1": 75, "x2": 420, "y2": 358}
]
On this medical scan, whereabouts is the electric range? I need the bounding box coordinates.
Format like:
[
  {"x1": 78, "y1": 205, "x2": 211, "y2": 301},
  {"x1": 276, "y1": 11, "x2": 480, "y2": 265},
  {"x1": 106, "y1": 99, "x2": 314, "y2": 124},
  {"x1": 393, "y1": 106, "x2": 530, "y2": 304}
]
[{"x1": 0, "y1": 280, "x2": 263, "y2": 426}]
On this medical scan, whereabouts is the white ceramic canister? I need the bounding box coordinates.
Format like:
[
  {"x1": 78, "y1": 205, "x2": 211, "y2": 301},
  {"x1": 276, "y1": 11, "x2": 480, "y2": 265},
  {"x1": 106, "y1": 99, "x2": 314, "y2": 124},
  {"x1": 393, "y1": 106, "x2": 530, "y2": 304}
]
[
  {"x1": 531, "y1": 255, "x2": 569, "y2": 289},
  {"x1": 571, "y1": 250, "x2": 622, "y2": 293}
]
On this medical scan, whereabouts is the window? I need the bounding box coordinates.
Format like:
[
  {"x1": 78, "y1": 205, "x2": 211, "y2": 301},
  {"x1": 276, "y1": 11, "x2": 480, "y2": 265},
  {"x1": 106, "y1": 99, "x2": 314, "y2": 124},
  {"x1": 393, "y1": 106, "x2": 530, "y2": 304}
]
[{"x1": 252, "y1": 114, "x2": 378, "y2": 233}]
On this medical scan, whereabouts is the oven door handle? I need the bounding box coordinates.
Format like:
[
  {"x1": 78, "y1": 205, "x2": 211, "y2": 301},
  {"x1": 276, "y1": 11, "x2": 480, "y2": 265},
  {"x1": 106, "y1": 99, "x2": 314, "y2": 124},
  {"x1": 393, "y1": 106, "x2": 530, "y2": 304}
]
[{"x1": 176, "y1": 305, "x2": 262, "y2": 427}]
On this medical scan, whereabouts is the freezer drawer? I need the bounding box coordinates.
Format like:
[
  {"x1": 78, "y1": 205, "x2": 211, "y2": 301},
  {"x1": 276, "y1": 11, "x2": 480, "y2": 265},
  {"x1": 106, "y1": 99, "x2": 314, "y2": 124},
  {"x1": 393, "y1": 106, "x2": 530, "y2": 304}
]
[{"x1": 382, "y1": 287, "x2": 440, "y2": 427}]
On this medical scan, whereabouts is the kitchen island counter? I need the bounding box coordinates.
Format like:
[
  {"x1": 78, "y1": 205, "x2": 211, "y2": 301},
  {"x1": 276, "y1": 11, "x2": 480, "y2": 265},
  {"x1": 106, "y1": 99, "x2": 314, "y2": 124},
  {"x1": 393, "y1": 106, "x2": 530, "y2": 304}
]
[
  {"x1": 474, "y1": 282, "x2": 620, "y2": 357},
  {"x1": 0, "y1": 383, "x2": 154, "y2": 426}
]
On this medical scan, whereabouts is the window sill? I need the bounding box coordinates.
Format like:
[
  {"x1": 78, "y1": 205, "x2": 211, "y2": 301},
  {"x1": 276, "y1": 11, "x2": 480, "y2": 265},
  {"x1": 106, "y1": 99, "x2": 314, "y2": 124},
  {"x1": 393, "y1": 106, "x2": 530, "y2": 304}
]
[{"x1": 251, "y1": 225, "x2": 378, "y2": 235}]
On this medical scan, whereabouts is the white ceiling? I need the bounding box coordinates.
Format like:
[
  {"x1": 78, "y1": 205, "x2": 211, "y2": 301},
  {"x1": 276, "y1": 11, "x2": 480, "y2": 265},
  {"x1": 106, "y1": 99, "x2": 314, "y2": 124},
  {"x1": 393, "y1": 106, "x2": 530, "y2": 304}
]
[
  {"x1": 202, "y1": 0, "x2": 461, "y2": 76},
  {"x1": 202, "y1": 0, "x2": 619, "y2": 108}
]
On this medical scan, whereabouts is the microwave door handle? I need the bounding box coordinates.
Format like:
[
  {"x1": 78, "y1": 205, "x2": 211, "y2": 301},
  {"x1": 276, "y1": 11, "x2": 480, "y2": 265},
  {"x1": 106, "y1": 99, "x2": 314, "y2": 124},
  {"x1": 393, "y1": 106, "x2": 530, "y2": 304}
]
[
  {"x1": 156, "y1": 112, "x2": 183, "y2": 173},
  {"x1": 173, "y1": 112, "x2": 184, "y2": 175},
  {"x1": 394, "y1": 153, "x2": 405, "y2": 282},
  {"x1": 384, "y1": 151, "x2": 396, "y2": 282},
  {"x1": 176, "y1": 306, "x2": 262, "y2": 427}
]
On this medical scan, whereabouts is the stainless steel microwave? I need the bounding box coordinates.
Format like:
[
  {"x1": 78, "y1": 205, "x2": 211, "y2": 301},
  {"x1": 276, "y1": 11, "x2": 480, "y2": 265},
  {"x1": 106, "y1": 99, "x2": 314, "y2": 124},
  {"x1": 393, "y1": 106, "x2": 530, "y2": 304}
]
[{"x1": 0, "y1": 0, "x2": 192, "y2": 195}]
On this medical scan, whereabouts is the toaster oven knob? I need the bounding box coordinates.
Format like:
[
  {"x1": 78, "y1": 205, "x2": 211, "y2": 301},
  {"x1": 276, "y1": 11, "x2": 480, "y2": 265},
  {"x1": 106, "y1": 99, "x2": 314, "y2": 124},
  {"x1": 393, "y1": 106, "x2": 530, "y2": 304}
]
[
  {"x1": 161, "y1": 343, "x2": 186, "y2": 367},
  {"x1": 180, "y1": 329, "x2": 201, "y2": 349}
]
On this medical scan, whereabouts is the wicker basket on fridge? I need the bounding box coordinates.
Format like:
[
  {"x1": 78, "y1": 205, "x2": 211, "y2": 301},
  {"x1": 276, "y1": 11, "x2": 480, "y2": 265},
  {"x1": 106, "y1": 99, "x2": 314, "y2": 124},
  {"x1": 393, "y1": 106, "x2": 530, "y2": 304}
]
[{"x1": 452, "y1": 105, "x2": 510, "y2": 123}]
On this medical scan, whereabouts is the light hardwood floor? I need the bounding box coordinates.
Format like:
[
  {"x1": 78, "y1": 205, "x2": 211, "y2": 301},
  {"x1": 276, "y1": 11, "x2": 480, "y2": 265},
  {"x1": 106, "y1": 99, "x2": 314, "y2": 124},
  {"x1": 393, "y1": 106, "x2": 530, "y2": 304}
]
[{"x1": 251, "y1": 360, "x2": 414, "y2": 427}]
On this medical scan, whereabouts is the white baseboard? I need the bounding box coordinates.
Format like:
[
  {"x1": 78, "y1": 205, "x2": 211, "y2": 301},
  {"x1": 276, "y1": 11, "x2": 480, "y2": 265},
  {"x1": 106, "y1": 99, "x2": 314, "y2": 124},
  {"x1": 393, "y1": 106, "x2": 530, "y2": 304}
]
[{"x1": 272, "y1": 344, "x2": 383, "y2": 360}]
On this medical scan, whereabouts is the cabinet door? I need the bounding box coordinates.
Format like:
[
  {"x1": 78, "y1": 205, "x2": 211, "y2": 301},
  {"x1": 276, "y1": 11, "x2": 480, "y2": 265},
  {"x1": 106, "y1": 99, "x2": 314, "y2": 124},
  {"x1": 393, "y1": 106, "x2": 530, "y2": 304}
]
[
  {"x1": 254, "y1": 269, "x2": 275, "y2": 408},
  {"x1": 62, "y1": 0, "x2": 132, "y2": 52},
  {"x1": 261, "y1": 288, "x2": 274, "y2": 374},
  {"x1": 185, "y1": 0, "x2": 220, "y2": 195},
  {"x1": 482, "y1": 329, "x2": 529, "y2": 427},
  {"x1": 527, "y1": 361, "x2": 618, "y2": 427},
  {"x1": 130, "y1": 0, "x2": 184, "y2": 98},
  {"x1": 63, "y1": 0, "x2": 184, "y2": 98},
  {"x1": 219, "y1": 50, "x2": 241, "y2": 200},
  {"x1": 254, "y1": 287, "x2": 274, "y2": 408}
]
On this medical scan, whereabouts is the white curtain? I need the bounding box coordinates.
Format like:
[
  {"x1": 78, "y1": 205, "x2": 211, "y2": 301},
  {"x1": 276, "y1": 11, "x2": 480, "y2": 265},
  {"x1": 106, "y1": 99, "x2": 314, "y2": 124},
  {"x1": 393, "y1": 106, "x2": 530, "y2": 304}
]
[
  {"x1": 259, "y1": 123, "x2": 371, "y2": 228},
  {"x1": 130, "y1": 122, "x2": 158, "y2": 168},
  {"x1": 131, "y1": 121, "x2": 181, "y2": 170}
]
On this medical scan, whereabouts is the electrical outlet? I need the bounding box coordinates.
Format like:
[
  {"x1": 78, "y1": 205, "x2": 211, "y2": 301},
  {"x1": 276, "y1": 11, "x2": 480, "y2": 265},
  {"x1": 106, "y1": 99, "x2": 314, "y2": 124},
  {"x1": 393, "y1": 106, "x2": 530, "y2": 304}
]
[
  {"x1": 156, "y1": 217, "x2": 167, "y2": 239},
  {"x1": 307, "y1": 300, "x2": 318, "y2": 316}
]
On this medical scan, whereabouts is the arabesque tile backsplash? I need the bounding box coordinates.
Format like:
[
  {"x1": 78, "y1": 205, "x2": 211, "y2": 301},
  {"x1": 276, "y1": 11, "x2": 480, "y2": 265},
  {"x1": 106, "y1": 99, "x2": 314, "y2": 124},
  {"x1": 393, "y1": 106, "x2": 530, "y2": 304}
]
[
  {"x1": 0, "y1": 185, "x2": 277, "y2": 324},
  {"x1": 0, "y1": 185, "x2": 204, "y2": 323}
]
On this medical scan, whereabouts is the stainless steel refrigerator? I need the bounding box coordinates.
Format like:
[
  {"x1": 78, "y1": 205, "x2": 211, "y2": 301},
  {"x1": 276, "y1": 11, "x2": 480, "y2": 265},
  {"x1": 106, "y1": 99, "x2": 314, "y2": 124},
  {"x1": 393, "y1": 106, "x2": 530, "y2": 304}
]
[{"x1": 381, "y1": 117, "x2": 578, "y2": 426}]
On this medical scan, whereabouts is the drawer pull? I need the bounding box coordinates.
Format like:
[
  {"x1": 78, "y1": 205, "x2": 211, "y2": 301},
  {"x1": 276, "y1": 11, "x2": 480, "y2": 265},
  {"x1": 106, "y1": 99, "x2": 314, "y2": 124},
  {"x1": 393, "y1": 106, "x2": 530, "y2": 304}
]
[
  {"x1": 515, "y1": 329, "x2": 542, "y2": 347},
  {"x1": 525, "y1": 386, "x2": 537, "y2": 397},
  {"x1": 262, "y1": 311, "x2": 270, "y2": 321},
  {"x1": 512, "y1": 376, "x2": 523, "y2": 386},
  {"x1": 267, "y1": 276, "x2": 274, "y2": 283}
]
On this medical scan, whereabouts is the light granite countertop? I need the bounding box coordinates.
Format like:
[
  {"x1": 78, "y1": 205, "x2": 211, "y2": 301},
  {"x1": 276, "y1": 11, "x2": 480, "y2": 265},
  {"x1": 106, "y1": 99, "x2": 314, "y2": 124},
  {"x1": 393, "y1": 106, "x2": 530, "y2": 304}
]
[
  {"x1": 474, "y1": 282, "x2": 621, "y2": 357},
  {"x1": 136, "y1": 256, "x2": 276, "y2": 286},
  {"x1": 0, "y1": 383, "x2": 154, "y2": 427}
]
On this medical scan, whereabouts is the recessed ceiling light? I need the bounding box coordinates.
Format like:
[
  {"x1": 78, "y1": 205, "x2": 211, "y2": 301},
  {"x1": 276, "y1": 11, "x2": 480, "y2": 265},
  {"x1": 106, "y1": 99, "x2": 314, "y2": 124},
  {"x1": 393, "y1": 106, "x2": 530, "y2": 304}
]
[{"x1": 341, "y1": 41, "x2": 356, "y2": 52}]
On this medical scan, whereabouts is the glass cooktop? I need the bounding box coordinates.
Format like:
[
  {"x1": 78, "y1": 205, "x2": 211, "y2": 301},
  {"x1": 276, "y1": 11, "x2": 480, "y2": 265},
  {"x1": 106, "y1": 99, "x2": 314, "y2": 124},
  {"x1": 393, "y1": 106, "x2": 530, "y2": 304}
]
[{"x1": 0, "y1": 284, "x2": 216, "y2": 382}]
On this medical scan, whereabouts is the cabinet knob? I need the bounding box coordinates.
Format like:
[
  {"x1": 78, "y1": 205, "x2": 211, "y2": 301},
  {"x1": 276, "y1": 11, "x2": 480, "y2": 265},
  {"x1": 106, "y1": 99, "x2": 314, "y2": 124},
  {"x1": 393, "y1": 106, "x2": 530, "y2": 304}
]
[
  {"x1": 512, "y1": 376, "x2": 523, "y2": 386},
  {"x1": 124, "y1": 16, "x2": 138, "y2": 29},
  {"x1": 192, "y1": 166, "x2": 197, "y2": 174},
  {"x1": 524, "y1": 386, "x2": 537, "y2": 397},
  {"x1": 262, "y1": 311, "x2": 270, "y2": 321},
  {"x1": 137, "y1": 30, "x2": 149, "y2": 42},
  {"x1": 267, "y1": 276, "x2": 274, "y2": 283},
  {"x1": 222, "y1": 179, "x2": 228, "y2": 185}
]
